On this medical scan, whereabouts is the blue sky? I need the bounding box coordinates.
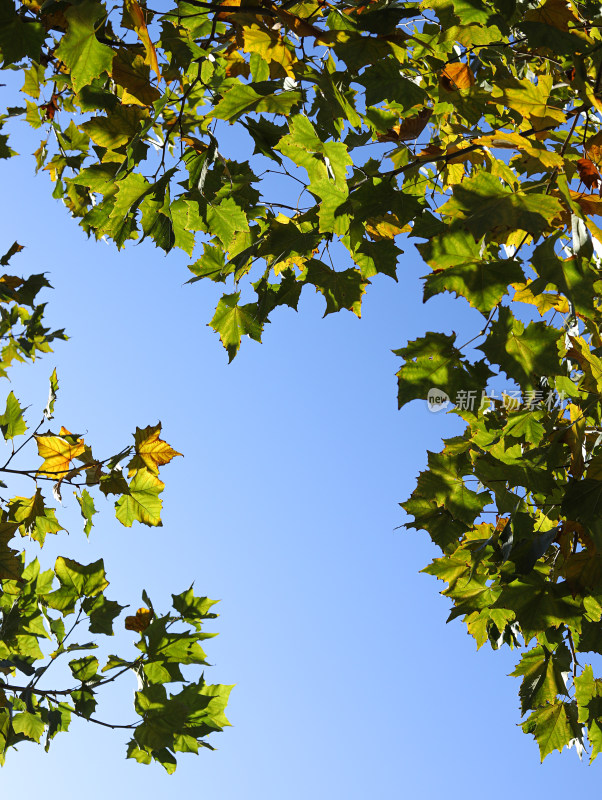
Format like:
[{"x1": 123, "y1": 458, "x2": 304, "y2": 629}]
[{"x1": 0, "y1": 110, "x2": 601, "y2": 797}]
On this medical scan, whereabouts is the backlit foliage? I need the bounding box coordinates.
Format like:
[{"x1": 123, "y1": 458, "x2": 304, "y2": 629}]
[{"x1": 3, "y1": 0, "x2": 602, "y2": 762}]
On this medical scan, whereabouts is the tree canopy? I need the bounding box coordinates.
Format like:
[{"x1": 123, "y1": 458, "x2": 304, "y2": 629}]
[{"x1": 3, "y1": 0, "x2": 602, "y2": 765}]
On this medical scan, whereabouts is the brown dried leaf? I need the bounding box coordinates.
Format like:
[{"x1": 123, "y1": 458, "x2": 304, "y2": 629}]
[
  {"x1": 577, "y1": 157, "x2": 601, "y2": 191},
  {"x1": 377, "y1": 108, "x2": 432, "y2": 143},
  {"x1": 125, "y1": 607, "x2": 153, "y2": 632}
]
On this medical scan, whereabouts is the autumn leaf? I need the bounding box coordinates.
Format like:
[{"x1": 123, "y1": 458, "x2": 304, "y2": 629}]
[
  {"x1": 274, "y1": 8, "x2": 332, "y2": 43},
  {"x1": 128, "y1": 423, "x2": 182, "y2": 476},
  {"x1": 377, "y1": 109, "x2": 432, "y2": 143},
  {"x1": 577, "y1": 158, "x2": 601, "y2": 192},
  {"x1": 215, "y1": 0, "x2": 246, "y2": 20},
  {"x1": 586, "y1": 132, "x2": 602, "y2": 165},
  {"x1": 571, "y1": 190, "x2": 602, "y2": 217},
  {"x1": 35, "y1": 431, "x2": 85, "y2": 478},
  {"x1": 440, "y1": 62, "x2": 475, "y2": 91},
  {"x1": 123, "y1": 0, "x2": 160, "y2": 80},
  {"x1": 42, "y1": 93, "x2": 59, "y2": 121},
  {"x1": 242, "y1": 26, "x2": 296, "y2": 78},
  {"x1": 125, "y1": 607, "x2": 153, "y2": 632}
]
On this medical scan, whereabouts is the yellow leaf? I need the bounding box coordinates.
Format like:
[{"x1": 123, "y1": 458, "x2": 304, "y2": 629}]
[
  {"x1": 474, "y1": 131, "x2": 563, "y2": 169},
  {"x1": 181, "y1": 135, "x2": 209, "y2": 154},
  {"x1": 365, "y1": 214, "x2": 410, "y2": 240},
  {"x1": 571, "y1": 190, "x2": 602, "y2": 217},
  {"x1": 243, "y1": 26, "x2": 297, "y2": 78},
  {"x1": 35, "y1": 433, "x2": 85, "y2": 478},
  {"x1": 215, "y1": 0, "x2": 246, "y2": 19},
  {"x1": 497, "y1": 75, "x2": 565, "y2": 129},
  {"x1": 128, "y1": 423, "x2": 182, "y2": 476},
  {"x1": 586, "y1": 132, "x2": 602, "y2": 166},
  {"x1": 124, "y1": 0, "x2": 160, "y2": 81},
  {"x1": 512, "y1": 281, "x2": 569, "y2": 315},
  {"x1": 224, "y1": 49, "x2": 251, "y2": 79},
  {"x1": 112, "y1": 51, "x2": 161, "y2": 106},
  {"x1": 440, "y1": 62, "x2": 475, "y2": 91}
]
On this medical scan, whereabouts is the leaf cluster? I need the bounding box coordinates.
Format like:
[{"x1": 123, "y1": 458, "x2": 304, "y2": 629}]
[{"x1": 0, "y1": 243, "x2": 230, "y2": 771}]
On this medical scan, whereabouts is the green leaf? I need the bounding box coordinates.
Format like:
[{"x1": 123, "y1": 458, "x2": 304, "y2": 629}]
[
  {"x1": 302, "y1": 259, "x2": 368, "y2": 317},
  {"x1": 521, "y1": 701, "x2": 583, "y2": 761},
  {"x1": 47, "y1": 557, "x2": 108, "y2": 613},
  {"x1": 0, "y1": 522, "x2": 21, "y2": 580},
  {"x1": 8, "y1": 490, "x2": 64, "y2": 545},
  {"x1": 412, "y1": 449, "x2": 491, "y2": 526},
  {"x1": 0, "y1": 391, "x2": 26, "y2": 440},
  {"x1": 44, "y1": 368, "x2": 58, "y2": 420},
  {"x1": 0, "y1": 0, "x2": 44, "y2": 66},
  {"x1": 209, "y1": 292, "x2": 263, "y2": 362},
  {"x1": 82, "y1": 594, "x2": 126, "y2": 635},
  {"x1": 69, "y1": 655, "x2": 99, "y2": 682},
  {"x1": 172, "y1": 588, "x2": 218, "y2": 622},
  {"x1": 71, "y1": 688, "x2": 97, "y2": 718},
  {"x1": 511, "y1": 645, "x2": 570, "y2": 716},
  {"x1": 574, "y1": 665, "x2": 602, "y2": 761},
  {"x1": 395, "y1": 331, "x2": 493, "y2": 409},
  {"x1": 562, "y1": 480, "x2": 602, "y2": 528},
  {"x1": 75, "y1": 489, "x2": 97, "y2": 537},
  {"x1": 478, "y1": 306, "x2": 561, "y2": 390},
  {"x1": 438, "y1": 172, "x2": 563, "y2": 239},
  {"x1": 12, "y1": 712, "x2": 46, "y2": 743},
  {"x1": 54, "y1": 0, "x2": 115, "y2": 92},
  {"x1": 212, "y1": 83, "x2": 302, "y2": 122},
  {"x1": 115, "y1": 468, "x2": 164, "y2": 527},
  {"x1": 497, "y1": 576, "x2": 584, "y2": 642},
  {"x1": 81, "y1": 106, "x2": 146, "y2": 150},
  {"x1": 418, "y1": 231, "x2": 525, "y2": 312},
  {"x1": 206, "y1": 198, "x2": 249, "y2": 249},
  {"x1": 360, "y1": 60, "x2": 426, "y2": 108}
]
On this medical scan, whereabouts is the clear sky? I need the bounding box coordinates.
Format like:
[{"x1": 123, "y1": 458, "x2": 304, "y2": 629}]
[{"x1": 0, "y1": 107, "x2": 601, "y2": 798}]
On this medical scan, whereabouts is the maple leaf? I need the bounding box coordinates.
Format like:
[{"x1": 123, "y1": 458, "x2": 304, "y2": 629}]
[
  {"x1": 577, "y1": 158, "x2": 601, "y2": 192},
  {"x1": 123, "y1": 0, "x2": 160, "y2": 80},
  {"x1": 35, "y1": 430, "x2": 85, "y2": 479},
  {"x1": 209, "y1": 292, "x2": 263, "y2": 362},
  {"x1": 377, "y1": 109, "x2": 432, "y2": 143},
  {"x1": 115, "y1": 468, "x2": 164, "y2": 527},
  {"x1": 54, "y1": 0, "x2": 115, "y2": 92},
  {"x1": 125, "y1": 607, "x2": 153, "y2": 632},
  {"x1": 440, "y1": 62, "x2": 475, "y2": 91},
  {"x1": 586, "y1": 132, "x2": 602, "y2": 165},
  {"x1": 128, "y1": 423, "x2": 182, "y2": 476}
]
